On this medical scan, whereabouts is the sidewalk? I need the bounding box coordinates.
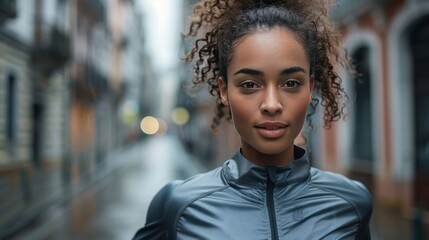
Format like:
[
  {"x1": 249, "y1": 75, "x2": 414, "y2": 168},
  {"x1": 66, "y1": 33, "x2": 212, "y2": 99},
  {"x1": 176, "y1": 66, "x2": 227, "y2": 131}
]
[{"x1": 0, "y1": 160, "x2": 63, "y2": 239}]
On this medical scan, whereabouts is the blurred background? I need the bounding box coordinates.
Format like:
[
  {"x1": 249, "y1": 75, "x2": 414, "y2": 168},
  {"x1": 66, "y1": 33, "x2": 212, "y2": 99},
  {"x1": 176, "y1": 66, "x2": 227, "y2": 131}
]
[{"x1": 0, "y1": 0, "x2": 428, "y2": 239}]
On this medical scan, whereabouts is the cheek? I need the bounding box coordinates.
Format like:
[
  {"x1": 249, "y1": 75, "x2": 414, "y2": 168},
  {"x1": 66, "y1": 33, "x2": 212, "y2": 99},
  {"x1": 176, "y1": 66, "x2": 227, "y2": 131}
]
[
  {"x1": 291, "y1": 98, "x2": 311, "y2": 121},
  {"x1": 229, "y1": 101, "x2": 251, "y2": 122},
  {"x1": 227, "y1": 95, "x2": 256, "y2": 130}
]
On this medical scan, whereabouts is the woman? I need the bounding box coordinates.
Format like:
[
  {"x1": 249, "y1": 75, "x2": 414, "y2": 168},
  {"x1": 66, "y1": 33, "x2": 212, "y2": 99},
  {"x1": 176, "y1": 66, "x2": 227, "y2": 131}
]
[{"x1": 133, "y1": 0, "x2": 372, "y2": 239}]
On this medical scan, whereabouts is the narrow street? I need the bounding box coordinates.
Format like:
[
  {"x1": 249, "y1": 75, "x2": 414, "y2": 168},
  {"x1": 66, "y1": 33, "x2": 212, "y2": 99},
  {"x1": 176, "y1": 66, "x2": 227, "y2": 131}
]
[{"x1": 12, "y1": 135, "x2": 201, "y2": 240}]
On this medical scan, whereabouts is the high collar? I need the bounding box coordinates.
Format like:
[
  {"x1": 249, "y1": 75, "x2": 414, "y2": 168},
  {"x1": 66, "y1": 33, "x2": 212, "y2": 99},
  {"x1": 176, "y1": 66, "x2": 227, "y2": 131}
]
[{"x1": 222, "y1": 145, "x2": 310, "y2": 188}]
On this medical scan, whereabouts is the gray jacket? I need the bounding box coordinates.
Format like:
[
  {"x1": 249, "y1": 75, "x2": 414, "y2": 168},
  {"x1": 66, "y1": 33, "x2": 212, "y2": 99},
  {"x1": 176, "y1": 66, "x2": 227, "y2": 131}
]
[{"x1": 133, "y1": 146, "x2": 372, "y2": 240}]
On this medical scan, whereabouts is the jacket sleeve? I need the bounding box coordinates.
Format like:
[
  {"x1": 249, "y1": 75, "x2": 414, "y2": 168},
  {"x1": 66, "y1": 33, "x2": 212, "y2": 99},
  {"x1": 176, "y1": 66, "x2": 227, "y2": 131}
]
[
  {"x1": 132, "y1": 182, "x2": 177, "y2": 240},
  {"x1": 355, "y1": 208, "x2": 372, "y2": 240},
  {"x1": 356, "y1": 223, "x2": 371, "y2": 240},
  {"x1": 354, "y1": 182, "x2": 373, "y2": 240}
]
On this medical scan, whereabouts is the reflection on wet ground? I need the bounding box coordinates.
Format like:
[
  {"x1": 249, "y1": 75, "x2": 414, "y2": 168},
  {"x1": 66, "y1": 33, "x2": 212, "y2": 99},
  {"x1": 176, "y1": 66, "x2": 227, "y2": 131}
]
[{"x1": 13, "y1": 135, "x2": 200, "y2": 240}]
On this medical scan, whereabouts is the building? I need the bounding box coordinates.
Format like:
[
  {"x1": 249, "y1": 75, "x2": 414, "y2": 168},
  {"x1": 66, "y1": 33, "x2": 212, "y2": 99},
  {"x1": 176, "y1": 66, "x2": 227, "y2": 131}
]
[
  {"x1": 0, "y1": 0, "x2": 42, "y2": 237},
  {"x1": 315, "y1": 0, "x2": 429, "y2": 227},
  {"x1": 67, "y1": 0, "x2": 150, "y2": 183},
  {"x1": 0, "y1": 0, "x2": 152, "y2": 237},
  {"x1": 0, "y1": 1, "x2": 33, "y2": 165}
]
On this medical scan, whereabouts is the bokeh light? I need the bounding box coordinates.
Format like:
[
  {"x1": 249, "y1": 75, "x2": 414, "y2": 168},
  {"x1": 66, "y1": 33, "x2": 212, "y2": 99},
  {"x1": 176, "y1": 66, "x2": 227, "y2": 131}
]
[
  {"x1": 121, "y1": 100, "x2": 139, "y2": 125},
  {"x1": 171, "y1": 107, "x2": 190, "y2": 126},
  {"x1": 140, "y1": 116, "x2": 160, "y2": 135}
]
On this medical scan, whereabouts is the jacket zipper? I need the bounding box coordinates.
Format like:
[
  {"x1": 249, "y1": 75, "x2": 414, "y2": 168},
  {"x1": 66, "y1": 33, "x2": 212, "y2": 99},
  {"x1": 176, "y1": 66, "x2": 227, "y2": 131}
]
[{"x1": 267, "y1": 174, "x2": 279, "y2": 240}]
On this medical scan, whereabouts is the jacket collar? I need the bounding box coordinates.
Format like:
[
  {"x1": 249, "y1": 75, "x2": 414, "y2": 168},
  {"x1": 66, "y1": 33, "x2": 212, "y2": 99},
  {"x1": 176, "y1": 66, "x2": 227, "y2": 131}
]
[{"x1": 222, "y1": 145, "x2": 310, "y2": 188}]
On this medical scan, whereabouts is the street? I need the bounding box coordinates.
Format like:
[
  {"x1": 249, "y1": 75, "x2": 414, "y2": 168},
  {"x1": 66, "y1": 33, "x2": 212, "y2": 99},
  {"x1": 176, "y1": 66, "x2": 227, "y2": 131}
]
[{"x1": 12, "y1": 135, "x2": 201, "y2": 240}]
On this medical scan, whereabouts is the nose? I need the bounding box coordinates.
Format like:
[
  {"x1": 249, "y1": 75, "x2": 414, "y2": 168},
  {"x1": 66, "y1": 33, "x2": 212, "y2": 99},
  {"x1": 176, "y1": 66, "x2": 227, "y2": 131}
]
[{"x1": 260, "y1": 87, "x2": 283, "y2": 115}]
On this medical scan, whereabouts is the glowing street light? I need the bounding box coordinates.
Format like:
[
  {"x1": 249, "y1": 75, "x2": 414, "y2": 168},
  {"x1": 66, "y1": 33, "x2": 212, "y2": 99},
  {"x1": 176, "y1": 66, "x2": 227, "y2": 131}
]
[
  {"x1": 122, "y1": 100, "x2": 139, "y2": 125},
  {"x1": 171, "y1": 107, "x2": 190, "y2": 126},
  {"x1": 140, "y1": 116, "x2": 159, "y2": 135}
]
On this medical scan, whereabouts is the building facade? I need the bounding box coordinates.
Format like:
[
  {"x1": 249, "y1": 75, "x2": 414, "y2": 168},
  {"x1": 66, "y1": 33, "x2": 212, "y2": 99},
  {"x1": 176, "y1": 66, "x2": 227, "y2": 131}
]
[
  {"x1": 315, "y1": 0, "x2": 429, "y2": 220},
  {"x1": 0, "y1": 0, "x2": 151, "y2": 238},
  {"x1": 0, "y1": 0, "x2": 33, "y2": 164}
]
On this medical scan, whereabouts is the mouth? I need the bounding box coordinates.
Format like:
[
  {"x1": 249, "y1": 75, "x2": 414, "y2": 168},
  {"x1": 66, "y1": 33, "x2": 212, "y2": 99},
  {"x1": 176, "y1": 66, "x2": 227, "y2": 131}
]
[
  {"x1": 255, "y1": 122, "x2": 288, "y2": 139},
  {"x1": 255, "y1": 122, "x2": 288, "y2": 129}
]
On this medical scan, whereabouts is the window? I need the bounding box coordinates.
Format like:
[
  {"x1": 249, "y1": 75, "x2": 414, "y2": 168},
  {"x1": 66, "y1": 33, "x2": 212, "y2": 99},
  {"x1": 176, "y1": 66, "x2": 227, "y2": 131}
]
[
  {"x1": 351, "y1": 47, "x2": 374, "y2": 162},
  {"x1": 6, "y1": 72, "x2": 16, "y2": 143},
  {"x1": 410, "y1": 15, "x2": 429, "y2": 210}
]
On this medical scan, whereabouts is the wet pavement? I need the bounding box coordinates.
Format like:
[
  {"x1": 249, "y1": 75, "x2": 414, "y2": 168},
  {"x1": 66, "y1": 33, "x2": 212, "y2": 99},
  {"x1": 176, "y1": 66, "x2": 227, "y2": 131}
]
[{"x1": 12, "y1": 135, "x2": 201, "y2": 240}]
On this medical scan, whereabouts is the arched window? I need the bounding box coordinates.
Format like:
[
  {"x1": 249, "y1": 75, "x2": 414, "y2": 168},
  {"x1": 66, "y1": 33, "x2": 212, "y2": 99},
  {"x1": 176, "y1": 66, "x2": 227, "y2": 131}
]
[
  {"x1": 410, "y1": 15, "x2": 429, "y2": 210},
  {"x1": 351, "y1": 46, "x2": 374, "y2": 165}
]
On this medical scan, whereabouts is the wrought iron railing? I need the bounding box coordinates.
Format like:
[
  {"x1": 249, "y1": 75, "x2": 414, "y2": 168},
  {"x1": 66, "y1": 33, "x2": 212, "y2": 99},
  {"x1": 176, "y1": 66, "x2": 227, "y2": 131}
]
[{"x1": 32, "y1": 25, "x2": 70, "y2": 74}]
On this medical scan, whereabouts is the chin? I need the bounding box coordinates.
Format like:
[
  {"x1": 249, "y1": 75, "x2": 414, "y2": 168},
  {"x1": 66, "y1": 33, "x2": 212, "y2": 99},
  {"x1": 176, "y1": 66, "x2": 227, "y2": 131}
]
[{"x1": 255, "y1": 142, "x2": 294, "y2": 156}]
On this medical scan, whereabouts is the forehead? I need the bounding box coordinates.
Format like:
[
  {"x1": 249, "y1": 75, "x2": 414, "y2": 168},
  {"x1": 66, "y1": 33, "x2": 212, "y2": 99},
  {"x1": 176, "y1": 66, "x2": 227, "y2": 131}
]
[{"x1": 229, "y1": 27, "x2": 309, "y2": 71}]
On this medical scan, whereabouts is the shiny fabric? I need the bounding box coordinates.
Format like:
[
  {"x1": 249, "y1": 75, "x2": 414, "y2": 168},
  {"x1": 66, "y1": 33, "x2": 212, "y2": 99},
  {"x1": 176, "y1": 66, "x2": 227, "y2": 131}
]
[{"x1": 133, "y1": 146, "x2": 372, "y2": 240}]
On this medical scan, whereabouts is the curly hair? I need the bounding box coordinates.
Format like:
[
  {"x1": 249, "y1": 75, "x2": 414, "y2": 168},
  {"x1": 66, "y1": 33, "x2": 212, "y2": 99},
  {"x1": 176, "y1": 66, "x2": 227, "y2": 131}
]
[{"x1": 184, "y1": 0, "x2": 349, "y2": 131}]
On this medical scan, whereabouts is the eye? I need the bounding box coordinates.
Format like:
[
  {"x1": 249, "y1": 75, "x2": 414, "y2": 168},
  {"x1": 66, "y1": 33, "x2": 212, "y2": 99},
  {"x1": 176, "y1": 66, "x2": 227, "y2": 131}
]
[
  {"x1": 282, "y1": 80, "x2": 302, "y2": 89},
  {"x1": 240, "y1": 81, "x2": 259, "y2": 89}
]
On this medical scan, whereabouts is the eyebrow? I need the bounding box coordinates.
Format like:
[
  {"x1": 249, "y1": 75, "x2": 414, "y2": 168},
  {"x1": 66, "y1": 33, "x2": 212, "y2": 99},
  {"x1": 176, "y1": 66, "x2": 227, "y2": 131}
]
[
  {"x1": 234, "y1": 66, "x2": 307, "y2": 76},
  {"x1": 280, "y1": 66, "x2": 307, "y2": 75}
]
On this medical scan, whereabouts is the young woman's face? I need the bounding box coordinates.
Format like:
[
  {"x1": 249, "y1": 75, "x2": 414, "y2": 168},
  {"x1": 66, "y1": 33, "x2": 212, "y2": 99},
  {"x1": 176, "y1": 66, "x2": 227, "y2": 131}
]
[{"x1": 219, "y1": 27, "x2": 313, "y2": 166}]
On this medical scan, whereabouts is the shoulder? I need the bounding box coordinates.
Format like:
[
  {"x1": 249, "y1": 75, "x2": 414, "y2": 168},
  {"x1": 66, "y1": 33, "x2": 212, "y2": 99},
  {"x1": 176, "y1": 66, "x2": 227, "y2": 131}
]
[
  {"x1": 136, "y1": 167, "x2": 227, "y2": 239},
  {"x1": 158, "y1": 165, "x2": 225, "y2": 196},
  {"x1": 151, "y1": 166, "x2": 227, "y2": 222},
  {"x1": 169, "y1": 166, "x2": 227, "y2": 204},
  {"x1": 175, "y1": 165, "x2": 226, "y2": 192},
  {"x1": 308, "y1": 167, "x2": 373, "y2": 220}
]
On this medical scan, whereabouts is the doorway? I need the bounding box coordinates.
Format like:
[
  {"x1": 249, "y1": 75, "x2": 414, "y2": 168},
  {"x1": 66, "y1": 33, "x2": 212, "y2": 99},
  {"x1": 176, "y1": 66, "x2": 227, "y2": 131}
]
[{"x1": 410, "y1": 15, "x2": 429, "y2": 211}]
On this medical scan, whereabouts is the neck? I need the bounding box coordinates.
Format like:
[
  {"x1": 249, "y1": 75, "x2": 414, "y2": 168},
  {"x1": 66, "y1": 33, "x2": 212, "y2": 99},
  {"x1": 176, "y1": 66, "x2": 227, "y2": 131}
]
[{"x1": 241, "y1": 145, "x2": 295, "y2": 167}]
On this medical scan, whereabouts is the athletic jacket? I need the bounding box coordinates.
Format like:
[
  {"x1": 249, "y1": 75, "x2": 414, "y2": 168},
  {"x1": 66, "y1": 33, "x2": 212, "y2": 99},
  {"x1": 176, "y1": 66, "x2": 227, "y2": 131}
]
[{"x1": 133, "y1": 146, "x2": 373, "y2": 240}]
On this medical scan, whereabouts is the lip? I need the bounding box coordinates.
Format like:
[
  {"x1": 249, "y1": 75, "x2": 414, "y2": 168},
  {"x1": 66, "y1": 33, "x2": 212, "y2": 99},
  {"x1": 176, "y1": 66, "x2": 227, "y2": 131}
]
[
  {"x1": 255, "y1": 122, "x2": 288, "y2": 139},
  {"x1": 255, "y1": 121, "x2": 288, "y2": 128}
]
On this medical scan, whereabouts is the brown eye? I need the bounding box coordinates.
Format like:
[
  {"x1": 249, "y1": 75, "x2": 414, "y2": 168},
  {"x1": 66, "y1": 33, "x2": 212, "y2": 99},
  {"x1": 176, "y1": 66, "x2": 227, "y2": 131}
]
[
  {"x1": 240, "y1": 81, "x2": 259, "y2": 89},
  {"x1": 283, "y1": 80, "x2": 301, "y2": 89}
]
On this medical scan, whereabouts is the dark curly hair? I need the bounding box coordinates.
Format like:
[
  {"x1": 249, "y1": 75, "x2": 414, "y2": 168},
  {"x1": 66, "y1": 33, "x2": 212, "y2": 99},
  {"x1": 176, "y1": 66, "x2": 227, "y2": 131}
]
[{"x1": 184, "y1": 0, "x2": 349, "y2": 131}]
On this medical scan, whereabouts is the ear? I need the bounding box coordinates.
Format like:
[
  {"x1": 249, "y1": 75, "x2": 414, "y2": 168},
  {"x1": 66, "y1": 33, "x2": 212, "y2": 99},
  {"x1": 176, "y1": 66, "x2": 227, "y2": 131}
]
[{"x1": 218, "y1": 77, "x2": 229, "y2": 106}]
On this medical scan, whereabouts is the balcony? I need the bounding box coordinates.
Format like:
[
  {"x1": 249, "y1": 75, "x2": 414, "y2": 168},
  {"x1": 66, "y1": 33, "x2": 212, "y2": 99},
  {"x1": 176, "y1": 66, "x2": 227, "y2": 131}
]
[
  {"x1": 70, "y1": 62, "x2": 110, "y2": 102},
  {"x1": 32, "y1": 26, "x2": 70, "y2": 75},
  {"x1": 0, "y1": 0, "x2": 17, "y2": 23}
]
